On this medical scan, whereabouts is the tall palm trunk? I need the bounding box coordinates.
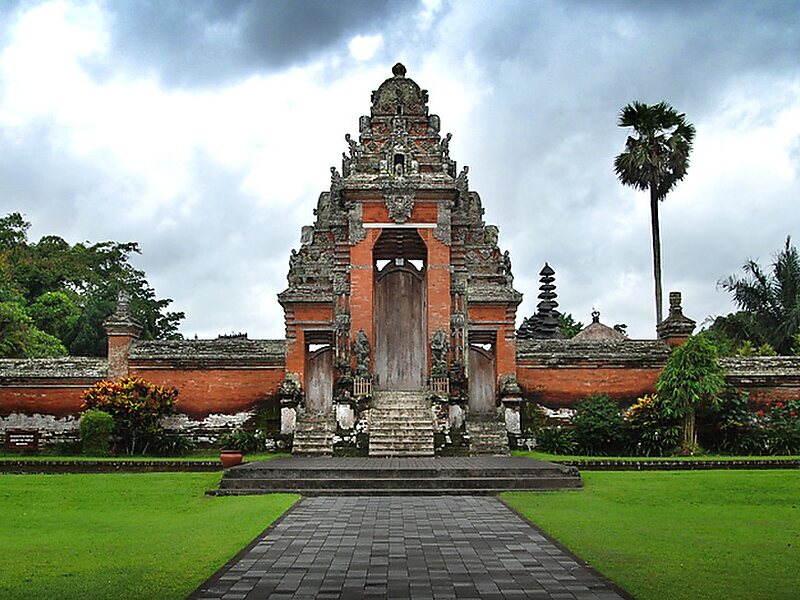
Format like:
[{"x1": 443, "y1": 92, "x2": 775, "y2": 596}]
[{"x1": 650, "y1": 184, "x2": 663, "y2": 326}]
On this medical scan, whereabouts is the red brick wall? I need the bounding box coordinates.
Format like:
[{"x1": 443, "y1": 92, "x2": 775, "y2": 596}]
[
  {"x1": 0, "y1": 382, "x2": 96, "y2": 418},
  {"x1": 516, "y1": 364, "x2": 661, "y2": 407},
  {"x1": 130, "y1": 366, "x2": 286, "y2": 418}
]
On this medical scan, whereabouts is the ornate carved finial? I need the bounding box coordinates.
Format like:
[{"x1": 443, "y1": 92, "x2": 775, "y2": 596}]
[
  {"x1": 591, "y1": 309, "x2": 600, "y2": 323},
  {"x1": 103, "y1": 289, "x2": 142, "y2": 334},
  {"x1": 392, "y1": 62, "x2": 407, "y2": 77}
]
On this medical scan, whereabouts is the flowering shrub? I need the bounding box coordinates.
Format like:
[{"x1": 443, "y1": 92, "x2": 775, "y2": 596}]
[
  {"x1": 759, "y1": 398, "x2": 800, "y2": 455},
  {"x1": 81, "y1": 377, "x2": 179, "y2": 455},
  {"x1": 623, "y1": 394, "x2": 681, "y2": 456}
]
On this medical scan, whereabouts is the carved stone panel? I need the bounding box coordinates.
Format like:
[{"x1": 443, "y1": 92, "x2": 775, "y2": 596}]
[{"x1": 386, "y1": 193, "x2": 415, "y2": 224}]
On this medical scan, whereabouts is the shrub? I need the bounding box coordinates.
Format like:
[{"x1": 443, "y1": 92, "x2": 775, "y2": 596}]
[
  {"x1": 521, "y1": 402, "x2": 548, "y2": 434},
  {"x1": 218, "y1": 429, "x2": 270, "y2": 454},
  {"x1": 536, "y1": 426, "x2": 576, "y2": 455},
  {"x1": 81, "y1": 378, "x2": 178, "y2": 455},
  {"x1": 152, "y1": 431, "x2": 196, "y2": 457},
  {"x1": 79, "y1": 410, "x2": 114, "y2": 456},
  {"x1": 572, "y1": 393, "x2": 624, "y2": 455},
  {"x1": 698, "y1": 389, "x2": 759, "y2": 454},
  {"x1": 624, "y1": 394, "x2": 682, "y2": 456},
  {"x1": 762, "y1": 399, "x2": 800, "y2": 455}
]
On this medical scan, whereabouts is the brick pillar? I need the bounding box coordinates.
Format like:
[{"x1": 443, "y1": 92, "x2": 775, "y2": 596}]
[
  {"x1": 349, "y1": 229, "x2": 379, "y2": 369},
  {"x1": 103, "y1": 291, "x2": 142, "y2": 380},
  {"x1": 657, "y1": 291, "x2": 696, "y2": 348}
]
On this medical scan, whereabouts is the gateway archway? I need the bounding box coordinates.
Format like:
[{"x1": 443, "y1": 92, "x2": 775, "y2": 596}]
[{"x1": 373, "y1": 229, "x2": 427, "y2": 390}]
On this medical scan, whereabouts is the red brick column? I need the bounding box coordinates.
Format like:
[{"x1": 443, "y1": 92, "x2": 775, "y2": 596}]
[{"x1": 349, "y1": 229, "x2": 379, "y2": 368}]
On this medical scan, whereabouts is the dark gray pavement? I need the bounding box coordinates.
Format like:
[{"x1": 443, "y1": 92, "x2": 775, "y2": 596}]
[{"x1": 190, "y1": 496, "x2": 627, "y2": 599}]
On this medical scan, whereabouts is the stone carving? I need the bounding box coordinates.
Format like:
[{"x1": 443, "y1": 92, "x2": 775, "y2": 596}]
[
  {"x1": 501, "y1": 250, "x2": 513, "y2": 285},
  {"x1": 348, "y1": 203, "x2": 367, "y2": 245},
  {"x1": 386, "y1": 193, "x2": 415, "y2": 224},
  {"x1": 353, "y1": 329, "x2": 371, "y2": 378},
  {"x1": 279, "y1": 375, "x2": 302, "y2": 407},
  {"x1": 430, "y1": 330, "x2": 449, "y2": 378},
  {"x1": 484, "y1": 224, "x2": 499, "y2": 248}
]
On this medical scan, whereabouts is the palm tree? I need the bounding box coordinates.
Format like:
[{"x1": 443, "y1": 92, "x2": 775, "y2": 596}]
[
  {"x1": 614, "y1": 101, "x2": 696, "y2": 327},
  {"x1": 720, "y1": 237, "x2": 800, "y2": 354}
]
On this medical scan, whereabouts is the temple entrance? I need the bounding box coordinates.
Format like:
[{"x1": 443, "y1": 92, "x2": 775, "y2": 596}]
[
  {"x1": 468, "y1": 334, "x2": 496, "y2": 414},
  {"x1": 305, "y1": 338, "x2": 333, "y2": 414},
  {"x1": 373, "y1": 229, "x2": 427, "y2": 390}
]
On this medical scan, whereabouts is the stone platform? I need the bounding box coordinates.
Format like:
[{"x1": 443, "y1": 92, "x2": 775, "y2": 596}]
[{"x1": 210, "y1": 456, "x2": 582, "y2": 496}]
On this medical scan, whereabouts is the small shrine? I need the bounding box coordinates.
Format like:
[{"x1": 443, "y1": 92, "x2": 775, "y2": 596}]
[{"x1": 279, "y1": 64, "x2": 522, "y2": 455}]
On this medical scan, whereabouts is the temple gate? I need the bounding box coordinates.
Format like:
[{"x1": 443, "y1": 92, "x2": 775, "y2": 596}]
[{"x1": 280, "y1": 64, "x2": 522, "y2": 455}]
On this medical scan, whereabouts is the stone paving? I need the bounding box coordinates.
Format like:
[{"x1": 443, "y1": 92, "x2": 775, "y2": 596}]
[{"x1": 190, "y1": 496, "x2": 628, "y2": 599}]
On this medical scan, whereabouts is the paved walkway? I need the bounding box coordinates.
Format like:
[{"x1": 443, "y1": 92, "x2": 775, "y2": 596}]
[{"x1": 190, "y1": 496, "x2": 627, "y2": 599}]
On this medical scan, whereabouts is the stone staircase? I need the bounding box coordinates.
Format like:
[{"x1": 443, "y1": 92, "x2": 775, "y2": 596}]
[
  {"x1": 369, "y1": 390, "x2": 434, "y2": 457},
  {"x1": 467, "y1": 412, "x2": 510, "y2": 455},
  {"x1": 211, "y1": 456, "x2": 583, "y2": 495},
  {"x1": 292, "y1": 410, "x2": 336, "y2": 456}
]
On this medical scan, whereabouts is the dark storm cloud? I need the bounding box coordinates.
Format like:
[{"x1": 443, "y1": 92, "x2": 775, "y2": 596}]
[{"x1": 92, "y1": 0, "x2": 421, "y2": 87}]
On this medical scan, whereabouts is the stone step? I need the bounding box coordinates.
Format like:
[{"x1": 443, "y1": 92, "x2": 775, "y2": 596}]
[{"x1": 220, "y1": 476, "x2": 581, "y2": 491}]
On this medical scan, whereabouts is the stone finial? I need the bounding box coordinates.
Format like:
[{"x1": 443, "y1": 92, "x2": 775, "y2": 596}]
[
  {"x1": 103, "y1": 290, "x2": 142, "y2": 335},
  {"x1": 657, "y1": 291, "x2": 696, "y2": 347},
  {"x1": 392, "y1": 62, "x2": 407, "y2": 77},
  {"x1": 103, "y1": 290, "x2": 142, "y2": 380},
  {"x1": 591, "y1": 309, "x2": 600, "y2": 323}
]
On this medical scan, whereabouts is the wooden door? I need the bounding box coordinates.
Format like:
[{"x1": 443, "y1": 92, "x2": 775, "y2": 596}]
[
  {"x1": 468, "y1": 345, "x2": 496, "y2": 414},
  {"x1": 306, "y1": 346, "x2": 333, "y2": 414},
  {"x1": 374, "y1": 263, "x2": 426, "y2": 390}
]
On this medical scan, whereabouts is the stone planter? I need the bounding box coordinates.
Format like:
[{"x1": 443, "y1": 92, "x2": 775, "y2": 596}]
[{"x1": 219, "y1": 450, "x2": 243, "y2": 468}]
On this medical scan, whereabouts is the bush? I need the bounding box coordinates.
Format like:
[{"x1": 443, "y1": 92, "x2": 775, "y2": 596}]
[
  {"x1": 81, "y1": 378, "x2": 179, "y2": 455},
  {"x1": 572, "y1": 393, "x2": 624, "y2": 455},
  {"x1": 79, "y1": 410, "x2": 114, "y2": 456},
  {"x1": 218, "y1": 429, "x2": 270, "y2": 454},
  {"x1": 762, "y1": 399, "x2": 800, "y2": 455},
  {"x1": 698, "y1": 390, "x2": 759, "y2": 454},
  {"x1": 152, "y1": 431, "x2": 196, "y2": 457},
  {"x1": 624, "y1": 394, "x2": 681, "y2": 456},
  {"x1": 536, "y1": 426, "x2": 576, "y2": 455}
]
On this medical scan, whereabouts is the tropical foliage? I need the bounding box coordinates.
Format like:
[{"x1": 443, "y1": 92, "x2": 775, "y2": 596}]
[
  {"x1": 572, "y1": 393, "x2": 624, "y2": 455},
  {"x1": 624, "y1": 394, "x2": 682, "y2": 456},
  {"x1": 656, "y1": 334, "x2": 726, "y2": 448},
  {"x1": 81, "y1": 377, "x2": 179, "y2": 455},
  {"x1": 0, "y1": 212, "x2": 183, "y2": 358},
  {"x1": 714, "y1": 237, "x2": 800, "y2": 355},
  {"x1": 614, "y1": 101, "x2": 695, "y2": 326}
]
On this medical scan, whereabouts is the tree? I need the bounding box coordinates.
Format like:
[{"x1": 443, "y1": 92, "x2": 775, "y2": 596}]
[
  {"x1": 0, "y1": 213, "x2": 184, "y2": 356},
  {"x1": 656, "y1": 335, "x2": 726, "y2": 450},
  {"x1": 614, "y1": 101, "x2": 696, "y2": 327},
  {"x1": 719, "y1": 237, "x2": 800, "y2": 355},
  {"x1": 557, "y1": 313, "x2": 584, "y2": 339}
]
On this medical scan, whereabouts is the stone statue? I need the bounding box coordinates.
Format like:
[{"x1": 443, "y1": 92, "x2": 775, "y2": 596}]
[
  {"x1": 441, "y1": 132, "x2": 452, "y2": 159},
  {"x1": 502, "y1": 250, "x2": 513, "y2": 285},
  {"x1": 353, "y1": 329, "x2": 371, "y2": 378},
  {"x1": 430, "y1": 330, "x2": 449, "y2": 378},
  {"x1": 345, "y1": 133, "x2": 359, "y2": 158}
]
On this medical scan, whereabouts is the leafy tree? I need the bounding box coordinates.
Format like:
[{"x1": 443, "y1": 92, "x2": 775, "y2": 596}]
[
  {"x1": 0, "y1": 213, "x2": 184, "y2": 356},
  {"x1": 719, "y1": 237, "x2": 800, "y2": 355},
  {"x1": 656, "y1": 335, "x2": 726, "y2": 450},
  {"x1": 557, "y1": 313, "x2": 584, "y2": 339},
  {"x1": 614, "y1": 101, "x2": 696, "y2": 326},
  {"x1": 0, "y1": 300, "x2": 66, "y2": 358}
]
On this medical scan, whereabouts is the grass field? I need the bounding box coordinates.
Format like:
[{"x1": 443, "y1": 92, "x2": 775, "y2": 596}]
[
  {"x1": 513, "y1": 450, "x2": 800, "y2": 461},
  {"x1": 0, "y1": 473, "x2": 298, "y2": 600},
  {"x1": 503, "y1": 470, "x2": 800, "y2": 600}
]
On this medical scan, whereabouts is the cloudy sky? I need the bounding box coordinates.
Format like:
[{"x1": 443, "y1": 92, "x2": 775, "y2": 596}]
[{"x1": 1, "y1": 0, "x2": 798, "y2": 340}]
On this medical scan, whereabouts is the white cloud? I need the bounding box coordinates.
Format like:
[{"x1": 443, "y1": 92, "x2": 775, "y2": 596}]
[{"x1": 348, "y1": 34, "x2": 383, "y2": 61}]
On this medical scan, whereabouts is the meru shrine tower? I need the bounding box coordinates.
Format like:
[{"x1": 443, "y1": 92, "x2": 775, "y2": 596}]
[{"x1": 2, "y1": 65, "x2": 795, "y2": 455}]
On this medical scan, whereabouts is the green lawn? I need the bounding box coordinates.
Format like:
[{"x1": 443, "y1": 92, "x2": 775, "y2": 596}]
[
  {"x1": 513, "y1": 450, "x2": 800, "y2": 461},
  {"x1": 503, "y1": 470, "x2": 800, "y2": 600},
  {"x1": 0, "y1": 473, "x2": 298, "y2": 600}
]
